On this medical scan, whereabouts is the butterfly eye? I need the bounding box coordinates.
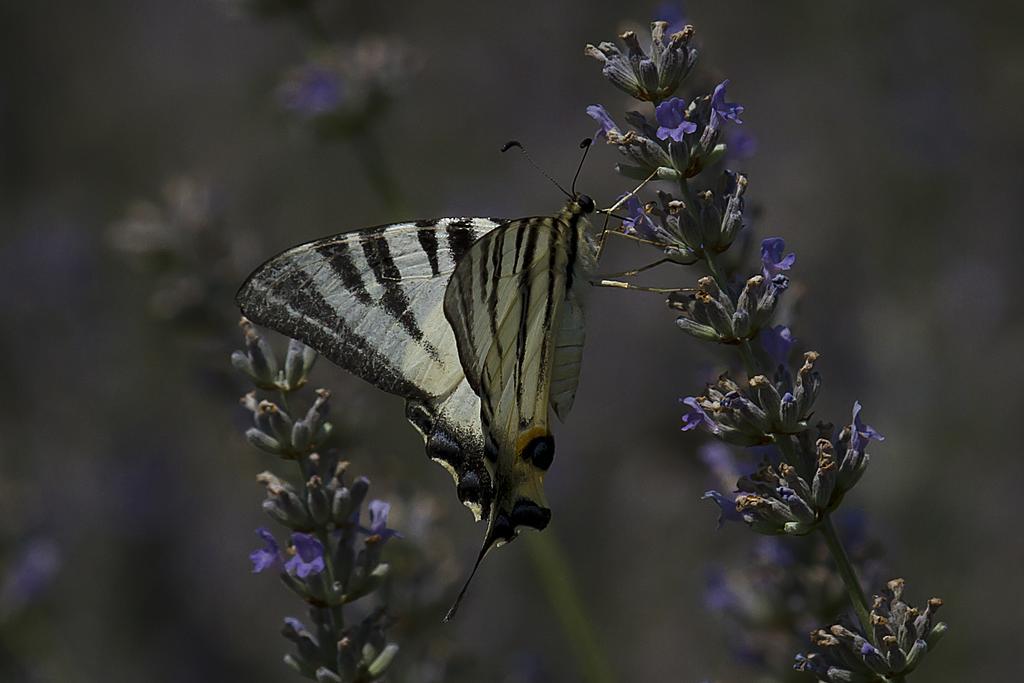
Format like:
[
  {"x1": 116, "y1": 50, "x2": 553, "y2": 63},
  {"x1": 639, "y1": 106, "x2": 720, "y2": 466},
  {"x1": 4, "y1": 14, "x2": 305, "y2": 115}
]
[{"x1": 576, "y1": 194, "x2": 595, "y2": 214}]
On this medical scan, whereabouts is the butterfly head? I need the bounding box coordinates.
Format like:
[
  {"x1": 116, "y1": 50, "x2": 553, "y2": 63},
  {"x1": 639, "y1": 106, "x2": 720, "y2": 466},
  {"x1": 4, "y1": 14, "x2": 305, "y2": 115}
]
[{"x1": 573, "y1": 193, "x2": 596, "y2": 215}]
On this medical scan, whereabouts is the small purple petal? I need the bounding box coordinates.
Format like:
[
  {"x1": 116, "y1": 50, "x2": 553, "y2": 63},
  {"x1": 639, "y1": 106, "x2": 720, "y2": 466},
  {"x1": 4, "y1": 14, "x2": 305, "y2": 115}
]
[
  {"x1": 702, "y1": 490, "x2": 742, "y2": 526},
  {"x1": 710, "y1": 79, "x2": 744, "y2": 130},
  {"x1": 360, "y1": 499, "x2": 401, "y2": 541},
  {"x1": 250, "y1": 528, "x2": 280, "y2": 574},
  {"x1": 655, "y1": 97, "x2": 698, "y2": 142},
  {"x1": 586, "y1": 104, "x2": 620, "y2": 140},
  {"x1": 759, "y1": 325, "x2": 794, "y2": 367},
  {"x1": 620, "y1": 195, "x2": 663, "y2": 241},
  {"x1": 681, "y1": 396, "x2": 717, "y2": 433},
  {"x1": 761, "y1": 237, "x2": 796, "y2": 279},
  {"x1": 850, "y1": 401, "x2": 884, "y2": 454},
  {"x1": 285, "y1": 533, "x2": 325, "y2": 578}
]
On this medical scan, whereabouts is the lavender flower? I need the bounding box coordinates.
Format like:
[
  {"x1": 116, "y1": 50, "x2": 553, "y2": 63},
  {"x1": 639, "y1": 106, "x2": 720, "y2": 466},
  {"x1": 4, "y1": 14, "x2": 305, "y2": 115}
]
[
  {"x1": 585, "y1": 22, "x2": 697, "y2": 103},
  {"x1": 795, "y1": 579, "x2": 947, "y2": 681},
  {"x1": 760, "y1": 237, "x2": 796, "y2": 279},
  {"x1": 360, "y1": 500, "x2": 401, "y2": 542},
  {"x1": 234, "y1": 323, "x2": 400, "y2": 681},
  {"x1": 583, "y1": 15, "x2": 948, "y2": 680},
  {"x1": 284, "y1": 533, "x2": 326, "y2": 578},
  {"x1": 586, "y1": 104, "x2": 621, "y2": 140},
  {"x1": 710, "y1": 79, "x2": 745, "y2": 129},
  {"x1": 250, "y1": 528, "x2": 281, "y2": 573},
  {"x1": 759, "y1": 325, "x2": 795, "y2": 368},
  {"x1": 655, "y1": 97, "x2": 697, "y2": 141}
]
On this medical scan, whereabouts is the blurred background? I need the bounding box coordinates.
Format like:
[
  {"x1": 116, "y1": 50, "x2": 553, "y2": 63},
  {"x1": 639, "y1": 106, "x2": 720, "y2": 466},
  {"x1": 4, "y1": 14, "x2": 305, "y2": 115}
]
[{"x1": 1, "y1": 1, "x2": 1021, "y2": 681}]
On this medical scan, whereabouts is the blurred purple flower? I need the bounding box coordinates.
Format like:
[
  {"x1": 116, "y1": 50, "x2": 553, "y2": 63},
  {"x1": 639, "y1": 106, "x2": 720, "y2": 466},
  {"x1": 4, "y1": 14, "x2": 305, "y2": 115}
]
[
  {"x1": 285, "y1": 533, "x2": 326, "y2": 578},
  {"x1": 250, "y1": 528, "x2": 280, "y2": 573},
  {"x1": 681, "y1": 396, "x2": 717, "y2": 432},
  {"x1": 752, "y1": 537, "x2": 794, "y2": 566},
  {"x1": 726, "y1": 129, "x2": 758, "y2": 160},
  {"x1": 704, "y1": 568, "x2": 738, "y2": 611},
  {"x1": 656, "y1": 2, "x2": 688, "y2": 34},
  {"x1": 760, "y1": 325, "x2": 794, "y2": 367},
  {"x1": 710, "y1": 80, "x2": 744, "y2": 130},
  {"x1": 586, "y1": 104, "x2": 620, "y2": 140},
  {"x1": 279, "y1": 64, "x2": 346, "y2": 118},
  {"x1": 0, "y1": 537, "x2": 61, "y2": 616},
  {"x1": 760, "y1": 238, "x2": 795, "y2": 279},
  {"x1": 655, "y1": 97, "x2": 697, "y2": 141},
  {"x1": 849, "y1": 401, "x2": 884, "y2": 455},
  {"x1": 699, "y1": 442, "x2": 742, "y2": 491},
  {"x1": 359, "y1": 499, "x2": 401, "y2": 542}
]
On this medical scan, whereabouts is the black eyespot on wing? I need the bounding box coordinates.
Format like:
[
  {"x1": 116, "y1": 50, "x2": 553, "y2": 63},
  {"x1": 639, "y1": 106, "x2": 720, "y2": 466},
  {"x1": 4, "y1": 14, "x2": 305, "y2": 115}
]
[
  {"x1": 510, "y1": 499, "x2": 551, "y2": 531},
  {"x1": 457, "y1": 471, "x2": 483, "y2": 503},
  {"x1": 521, "y1": 434, "x2": 555, "y2": 471},
  {"x1": 491, "y1": 513, "x2": 516, "y2": 542}
]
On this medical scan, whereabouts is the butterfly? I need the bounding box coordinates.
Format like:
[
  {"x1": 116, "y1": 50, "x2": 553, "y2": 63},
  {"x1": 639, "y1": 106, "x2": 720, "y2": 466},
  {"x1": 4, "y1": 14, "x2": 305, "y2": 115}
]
[{"x1": 236, "y1": 188, "x2": 603, "y2": 617}]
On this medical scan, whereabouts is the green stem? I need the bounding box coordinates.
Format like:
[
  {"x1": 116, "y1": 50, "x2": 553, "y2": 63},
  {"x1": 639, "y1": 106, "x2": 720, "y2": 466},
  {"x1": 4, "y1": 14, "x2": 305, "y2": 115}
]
[
  {"x1": 524, "y1": 533, "x2": 616, "y2": 683},
  {"x1": 819, "y1": 515, "x2": 872, "y2": 636}
]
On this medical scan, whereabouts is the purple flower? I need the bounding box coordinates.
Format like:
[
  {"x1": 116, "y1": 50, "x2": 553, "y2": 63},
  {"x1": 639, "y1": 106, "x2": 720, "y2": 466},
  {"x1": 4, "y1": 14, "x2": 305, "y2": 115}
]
[
  {"x1": 279, "y1": 64, "x2": 346, "y2": 118},
  {"x1": 250, "y1": 528, "x2": 280, "y2": 573},
  {"x1": 655, "y1": 97, "x2": 697, "y2": 141},
  {"x1": 284, "y1": 533, "x2": 325, "y2": 578},
  {"x1": 725, "y1": 129, "x2": 758, "y2": 160},
  {"x1": 752, "y1": 537, "x2": 794, "y2": 566},
  {"x1": 703, "y1": 568, "x2": 738, "y2": 611},
  {"x1": 0, "y1": 537, "x2": 61, "y2": 616},
  {"x1": 681, "y1": 396, "x2": 717, "y2": 433},
  {"x1": 849, "y1": 401, "x2": 884, "y2": 455},
  {"x1": 656, "y1": 2, "x2": 688, "y2": 34},
  {"x1": 620, "y1": 195, "x2": 662, "y2": 240},
  {"x1": 759, "y1": 325, "x2": 794, "y2": 368},
  {"x1": 586, "y1": 104, "x2": 620, "y2": 140},
  {"x1": 760, "y1": 237, "x2": 795, "y2": 279},
  {"x1": 359, "y1": 499, "x2": 401, "y2": 541},
  {"x1": 699, "y1": 442, "x2": 742, "y2": 491},
  {"x1": 702, "y1": 490, "x2": 742, "y2": 526},
  {"x1": 710, "y1": 80, "x2": 744, "y2": 130}
]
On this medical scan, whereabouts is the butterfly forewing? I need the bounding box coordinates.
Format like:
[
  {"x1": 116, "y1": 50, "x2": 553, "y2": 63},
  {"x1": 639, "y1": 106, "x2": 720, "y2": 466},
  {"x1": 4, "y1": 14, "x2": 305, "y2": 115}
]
[{"x1": 236, "y1": 217, "x2": 505, "y2": 518}]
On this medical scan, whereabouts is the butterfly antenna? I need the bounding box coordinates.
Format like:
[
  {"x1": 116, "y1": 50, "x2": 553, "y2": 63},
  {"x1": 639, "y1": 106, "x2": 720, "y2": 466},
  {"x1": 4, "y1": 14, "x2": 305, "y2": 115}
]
[
  {"x1": 570, "y1": 137, "x2": 593, "y2": 196},
  {"x1": 502, "y1": 140, "x2": 572, "y2": 199}
]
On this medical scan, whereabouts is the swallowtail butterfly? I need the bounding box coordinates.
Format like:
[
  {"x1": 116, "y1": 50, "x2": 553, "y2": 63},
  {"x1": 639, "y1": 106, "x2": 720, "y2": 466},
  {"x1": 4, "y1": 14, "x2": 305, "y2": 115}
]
[{"x1": 238, "y1": 178, "x2": 602, "y2": 617}]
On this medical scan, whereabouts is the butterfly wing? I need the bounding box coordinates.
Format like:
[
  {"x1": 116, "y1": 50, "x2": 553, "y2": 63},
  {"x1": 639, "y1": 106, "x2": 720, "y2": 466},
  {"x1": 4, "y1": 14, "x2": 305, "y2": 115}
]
[
  {"x1": 443, "y1": 208, "x2": 595, "y2": 546},
  {"x1": 236, "y1": 217, "x2": 505, "y2": 519}
]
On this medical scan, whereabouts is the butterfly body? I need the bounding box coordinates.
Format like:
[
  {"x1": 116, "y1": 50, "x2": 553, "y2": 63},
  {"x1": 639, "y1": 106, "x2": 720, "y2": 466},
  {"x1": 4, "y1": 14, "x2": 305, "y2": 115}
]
[{"x1": 237, "y1": 197, "x2": 596, "y2": 612}]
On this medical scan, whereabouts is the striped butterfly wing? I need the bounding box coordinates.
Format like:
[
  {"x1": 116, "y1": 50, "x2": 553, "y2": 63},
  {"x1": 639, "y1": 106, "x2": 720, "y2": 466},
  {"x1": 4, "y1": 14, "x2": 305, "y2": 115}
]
[
  {"x1": 236, "y1": 217, "x2": 505, "y2": 520},
  {"x1": 441, "y1": 202, "x2": 596, "y2": 611}
]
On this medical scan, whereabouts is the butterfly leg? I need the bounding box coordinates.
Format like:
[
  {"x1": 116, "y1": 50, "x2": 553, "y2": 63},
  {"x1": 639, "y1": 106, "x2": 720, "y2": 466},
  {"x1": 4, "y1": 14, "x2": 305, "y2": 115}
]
[
  {"x1": 597, "y1": 257, "x2": 673, "y2": 279},
  {"x1": 589, "y1": 277, "x2": 693, "y2": 295}
]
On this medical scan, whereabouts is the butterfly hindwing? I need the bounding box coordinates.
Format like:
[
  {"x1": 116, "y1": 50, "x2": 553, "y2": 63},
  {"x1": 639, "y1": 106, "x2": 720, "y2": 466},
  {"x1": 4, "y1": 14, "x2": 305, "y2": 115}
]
[
  {"x1": 236, "y1": 217, "x2": 506, "y2": 519},
  {"x1": 442, "y1": 205, "x2": 596, "y2": 551}
]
